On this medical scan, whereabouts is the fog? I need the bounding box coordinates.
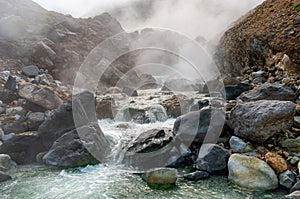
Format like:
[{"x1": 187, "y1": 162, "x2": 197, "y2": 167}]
[{"x1": 33, "y1": 0, "x2": 264, "y2": 40}]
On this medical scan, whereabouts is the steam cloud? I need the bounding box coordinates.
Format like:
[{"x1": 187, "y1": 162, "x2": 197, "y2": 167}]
[{"x1": 33, "y1": 0, "x2": 264, "y2": 41}]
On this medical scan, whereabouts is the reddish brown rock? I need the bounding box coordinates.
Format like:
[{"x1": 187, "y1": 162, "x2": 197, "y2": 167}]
[{"x1": 265, "y1": 152, "x2": 288, "y2": 173}]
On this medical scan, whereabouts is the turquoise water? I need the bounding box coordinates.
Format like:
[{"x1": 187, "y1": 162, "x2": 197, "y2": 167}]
[{"x1": 0, "y1": 164, "x2": 286, "y2": 199}]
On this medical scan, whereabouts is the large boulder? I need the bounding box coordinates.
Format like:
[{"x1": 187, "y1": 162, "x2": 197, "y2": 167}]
[
  {"x1": 228, "y1": 100, "x2": 295, "y2": 143},
  {"x1": 18, "y1": 83, "x2": 63, "y2": 110},
  {"x1": 173, "y1": 107, "x2": 225, "y2": 143},
  {"x1": 239, "y1": 83, "x2": 296, "y2": 102},
  {"x1": 228, "y1": 154, "x2": 278, "y2": 190},
  {"x1": 38, "y1": 102, "x2": 75, "y2": 150},
  {"x1": 43, "y1": 129, "x2": 99, "y2": 168},
  {"x1": 194, "y1": 144, "x2": 230, "y2": 175},
  {"x1": 0, "y1": 132, "x2": 45, "y2": 164}
]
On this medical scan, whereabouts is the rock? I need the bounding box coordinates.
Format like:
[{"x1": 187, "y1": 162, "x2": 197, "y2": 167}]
[
  {"x1": 38, "y1": 102, "x2": 75, "y2": 150},
  {"x1": 2, "y1": 122, "x2": 27, "y2": 134},
  {"x1": 115, "y1": 107, "x2": 149, "y2": 124},
  {"x1": 1, "y1": 133, "x2": 16, "y2": 142},
  {"x1": 285, "y1": 191, "x2": 300, "y2": 199},
  {"x1": 138, "y1": 74, "x2": 158, "y2": 89},
  {"x1": 183, "y1": 171, "x2": 210, "y2": 181},
  {"x1": 228, "y1": 100, "x2": 295, "y2": 143},
  {"x1": 5, "y1": 76, "x2": 17, "y2": 91},
  {"x1": 0, "y1": 132, "x2": 45, "y2": 164},
  {"x1": 18, "y1": 98, "x2": 47, "y2": 112},
  {"x1": 191, "y1": 99, "x2": 210, "y2": 111},
  {"x1": 294, "y1": 117, "x2": 300, "y2": 129},
  {"x1": 162, "y1": 78, "x2": 196, "y2": 91},
  {"x1": 279, "y1": 170, "x2": 296, "y2": 189},
  {"x1": 228, "y1": 154, "x2": 278, "y2": 190},
  {"x1": 223, "y1": 76, "x2": 240, "y2": 86},
  {"x1": 122, "y1": 87, "x2": 138, "y2": 97},
  {"x1": 147, "y1": 105, "x2": 168, "y2": 123},
  {"x1": 43, "y1": 129, "x2": 99, "y2": 168},
  {"x1": 265, "y1": 152, "x2": 288, "y2": 173},
  {"x1": 27, "y1": 112, "x2": 45, "y2": 131},
  {"x1": 6, "y1": 106, "x2": 27, "y2": 117},
  {"x1": 72, "y1": 90, "x2": 98, "y2": 127},
  {"x1": 229, "y1": 136, "x2": 253, "y2": 153},
  {"x1": 96, "y1": 98, "x2": 115, "y2": 119},
  {"x1": 144, "y1": 168, "x2": 177, "y2": 189},
  {"x1": 281, "y1": 137, "x2": 300, "y2": 152},
  {"x1": 162, "y1": 95, "x2": 192, "y2": 118},
  {"x1": 126, "y1": 129, "x2": 173, "y2": 154},
  {"x1": 221, "y1": 83, "x2": 253, "y2": 100},
  {"x1": 290, "y1": 181, "x2": 300, "y2": 193},
  {"x1": 0, "y1": 154, "x2": 16, "y2": 171},
  {"x1": 104, "y1": 87, "x2": 122, "y2": 94},
  {"x1": 194, "y1": 144, "x2": 230, "y2": 174},
  {"x1": 173, "y1": 107, "x2": 225, "y2": 143},
  {"x1": 21, "y1": 65, "x2": 40, "y2": 77},
  {"x1": 239, "y1": 84, "x2": 296, "y2": 102},
  {"x1": 0, "y1": 106, "x2": 5, "y2": 114},
  {"x1": 0, "y1": 171, "x2": 11, "y2": 182},
  {"x1": 18, "y1": 83, "x2": 63, "y2": 110},
  {"x1": 294, "y1": 18, "x2": 300, "y2": 25},
  {"x1": 0, "y1": 87, "x2": 18, "y2": 104}
]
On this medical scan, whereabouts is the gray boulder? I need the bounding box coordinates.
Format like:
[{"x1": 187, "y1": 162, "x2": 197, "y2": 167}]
[
  {"x1": 0, "y1": 132, "x2": 45, "y2": 164},
  {"x1": 183, "y1": 171, "x2": 210, "y2": 181},
  {"x1": 27, "y1": 112, "x2": 45, "y2": 131},
  {"x1": 173, "y1": 107, "x2": 225, "y2": 143},
  {"x1": 228, "y1": 100, "x2": 295, "y2": 143},
  {"x1": 279, "y1": 170, "x2": 296, "y2": 189},
  {"x1": 21, "y1": 65, "x2": 40, "y2": 77},
  {"x1": 228, "y1": 154, "x2": 278, "y2": 190},
  {"x1": 43, "y1": 129, "x2": 99, "y2": 168},
  {"x1": 0, "y1": 171, "x2": 11, "y2": 182},
  {"x1": 126, "y1": 129, "x2": 173, "y2": 154},
  {"x1": 194, "y1": 144, "x2": 230, "y2": 175},
  {"x1": 239, "y1": 83, "x2": 295, "y2": 102},
  {"x1": 229, "y1": 136, "x2": 253, "y2": 153}
]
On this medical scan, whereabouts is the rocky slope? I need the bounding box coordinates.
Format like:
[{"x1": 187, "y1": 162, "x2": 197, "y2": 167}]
[
  {"x1": 0, "y1": 0, "x2": 130, "y2": 85},
  {"x1": 215, "y1": 0, "x2": 300, "y2": 76}
]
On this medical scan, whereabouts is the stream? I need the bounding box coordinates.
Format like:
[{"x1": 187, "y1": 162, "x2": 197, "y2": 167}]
[{"x1": 0, "y1": 88, "x2": 287, "y2": 198}]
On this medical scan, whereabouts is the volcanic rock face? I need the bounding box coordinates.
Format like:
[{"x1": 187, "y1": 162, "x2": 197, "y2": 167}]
[
  {"x1": 215, "y1": 0, "x2": 300, "y2": 76},
  {"x1": 0, "y1": 0, "x2": 129, "y2": 85}
]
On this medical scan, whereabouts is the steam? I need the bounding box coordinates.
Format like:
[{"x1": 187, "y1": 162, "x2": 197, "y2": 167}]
[{"x1": 33, "y1": 0, "x2": 264, "y2": 40}]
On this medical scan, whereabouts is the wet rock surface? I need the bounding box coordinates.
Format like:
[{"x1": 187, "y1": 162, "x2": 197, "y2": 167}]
[
  {"x1": 144, "y1": 168, "x2": 178, "y2": 189},
  {"x1": 43, "y1": 129, "x2": 99, "y2": 168}
]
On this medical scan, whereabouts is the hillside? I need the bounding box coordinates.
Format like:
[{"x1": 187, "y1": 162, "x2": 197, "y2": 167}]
[{"x1": 215, "y1": 0, "x2": 300, "y2": 76}]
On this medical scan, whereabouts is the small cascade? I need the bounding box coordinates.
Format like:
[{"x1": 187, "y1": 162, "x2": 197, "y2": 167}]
[{"x1": 147, "y1": 104, "x2": 168, "y2": 123}]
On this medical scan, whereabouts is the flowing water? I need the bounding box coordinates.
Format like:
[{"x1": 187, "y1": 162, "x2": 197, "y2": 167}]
[{"x1": 0, "y1": 88, "x2": 287, "y2": 198}]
